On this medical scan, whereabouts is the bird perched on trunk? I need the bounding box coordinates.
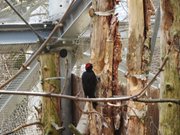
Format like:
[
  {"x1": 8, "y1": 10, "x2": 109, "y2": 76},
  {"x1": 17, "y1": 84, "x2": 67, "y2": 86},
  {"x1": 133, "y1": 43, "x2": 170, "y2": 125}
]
[{"x1": 82, "y1": 63, "x2": 97, "y2": 108}]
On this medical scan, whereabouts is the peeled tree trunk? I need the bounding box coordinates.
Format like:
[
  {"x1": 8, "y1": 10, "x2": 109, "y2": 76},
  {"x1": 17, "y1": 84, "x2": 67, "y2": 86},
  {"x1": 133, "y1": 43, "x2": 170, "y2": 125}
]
[
  {"x1": 40, "y1": 53, "x2": 61, "y2": 135},
  {"x1": 90, "y1": 0, "x2": 122, "y2": 134},
  {"x1": 90, "y1": 0, "x2": 114, "y2": 74},
  {"x1": 126, "y1": 0, "x2": 153, "y2": 134},
  {"x1": 90, "y1": 0, "x2": 114, "y2": 133},
  {"x1": 159, "y1": 1, "x2": 180, "y2": 135},
  {"x1": 126, "y1": 1, "x2": 146, "y2": 134}
]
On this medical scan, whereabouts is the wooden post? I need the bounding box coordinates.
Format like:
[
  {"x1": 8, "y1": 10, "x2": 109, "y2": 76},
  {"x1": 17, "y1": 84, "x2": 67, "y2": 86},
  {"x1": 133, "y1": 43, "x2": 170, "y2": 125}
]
[
  {"x1": 159, "y1": 1, "x2": 180, "y2": 135},
  {"x1": 40, "y1": 52, "x2": 61, "y2": 135}
]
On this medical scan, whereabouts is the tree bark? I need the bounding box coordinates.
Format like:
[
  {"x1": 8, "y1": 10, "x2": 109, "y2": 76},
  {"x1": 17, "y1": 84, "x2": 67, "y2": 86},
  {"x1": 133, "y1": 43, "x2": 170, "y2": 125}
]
[
  {"x1": 159, "y1": 1, "x2": 180, "y2": 135},
  {"x1": 40, "y1": 53, "x2": 61, "y2": 135},
  {"x1": 127, "y1": 1, "x2": 145, "y2": 134},
  {"x1": 126, "y1": 0, "x2": 153, "y2": 134},
  {"x1": 90, "y1": 0, "x2": 114, "y2": 74},
  {"x1": 90, "y1": 0, "x2": 121, "y2": 134}
]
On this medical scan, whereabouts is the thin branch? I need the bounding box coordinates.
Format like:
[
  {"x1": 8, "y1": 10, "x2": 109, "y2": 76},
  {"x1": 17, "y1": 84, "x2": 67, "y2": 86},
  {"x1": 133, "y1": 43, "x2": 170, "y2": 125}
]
[
  {"x1": 134, "y1": 46, "x2": 172, "y2": 98},
  {"x1": 0, "y1": 24, "x2": 60, "y2": 90},
  {"x1": 75, "y1": 101, "x2": 110, "y2": 129},
  {"x1": 127, "y1": 105, "x2": 144, "y2": 123},
  {"x1": 134, "y1": 98, "x2": 180, "y2": 104},
  {"x1": 135, "y1": 56, "x2": 167, "y2": 97},
  {"x1": 2, "y1": 121, "x2": 43, "y2": 135},
  {"x1": 4, "y1": 0, "x2": 44, "y2": 41},
  {"x1": 0, "y1": 0, "x2": 75, "y2": 90},
  {"x1": 75, "y1": 101, "x2": 106, "y2": 123},
  {"x1": 0, "y1": 90, "x2": 179, "y2": 104},
  {"x1": 107, "y1": 102, "x2": 123, "y2": 107},
  {"x1": 0, "y1": 90, "x2": 132, "y2": 102}
]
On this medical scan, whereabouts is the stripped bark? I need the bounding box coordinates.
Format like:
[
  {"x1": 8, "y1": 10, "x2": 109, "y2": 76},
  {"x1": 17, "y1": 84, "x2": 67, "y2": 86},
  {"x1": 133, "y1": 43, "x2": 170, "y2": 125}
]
[
  {"x1": 90, "y1": 0, "x2": 114, "y2": 74},
  {"x1": 90, "y1": 0, "x2": 113, "y2": 134},
  {"x1": 126, "y1": 0, "x2": 146, "y2": 134},
  {"x1": 88, "y1": 103, "x2": 102, "y2": 135},
  {"x1": 90, "y1": 0, "x2": 121, "y2": 134},
  {"x1": 126, "y1": 0, "x2": 153, "y2": 134}
]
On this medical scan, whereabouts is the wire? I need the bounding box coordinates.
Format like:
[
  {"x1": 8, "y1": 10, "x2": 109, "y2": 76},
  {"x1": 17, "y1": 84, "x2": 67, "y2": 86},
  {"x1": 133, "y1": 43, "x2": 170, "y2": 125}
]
[{"x1": 4, "y1": 0, "x2": 44, "y2": 42}]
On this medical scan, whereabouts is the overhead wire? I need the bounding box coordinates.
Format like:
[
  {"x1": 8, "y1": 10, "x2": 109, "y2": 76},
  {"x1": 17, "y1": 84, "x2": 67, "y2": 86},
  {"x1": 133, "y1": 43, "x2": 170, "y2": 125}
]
[
  {"x1": 0, "y1": 0, "x2": 76, "y2": 89},
  {"x1": 4, "y1": 0, "x2": 44, "y2": 42}
]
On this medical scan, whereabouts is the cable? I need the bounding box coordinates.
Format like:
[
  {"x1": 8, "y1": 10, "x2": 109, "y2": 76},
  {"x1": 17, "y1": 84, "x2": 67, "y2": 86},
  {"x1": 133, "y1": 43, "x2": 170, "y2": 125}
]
[{"x1": 4, "y1": 0, "x2": 44, "y2": 42}]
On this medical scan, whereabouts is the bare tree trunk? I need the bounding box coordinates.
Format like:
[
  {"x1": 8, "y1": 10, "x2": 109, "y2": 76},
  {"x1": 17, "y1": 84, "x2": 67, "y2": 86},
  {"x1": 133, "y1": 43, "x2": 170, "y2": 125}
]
[
  {"x1": 40, "y1": 53, "x2": 61, "y2": 135},
  {"x1": 126, "y1": 0, "x2": 153, "y2": 134},
  {"x1": 90, "y1": 0, "x2": 114, "y2": 74},
  {"x1": 90, "y1": 0, "x2": 114, "y2": 131},
  {"x1": 159, "y1": 1, "x2": 180, "y2": 135},
  {"x1": 90, "y1": 0, "x2": 121, "y2": 134}
]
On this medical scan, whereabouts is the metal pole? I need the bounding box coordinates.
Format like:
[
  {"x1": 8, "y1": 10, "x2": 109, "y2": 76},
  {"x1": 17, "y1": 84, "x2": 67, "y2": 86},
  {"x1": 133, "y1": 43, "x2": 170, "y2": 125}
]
[{"x1": 150, "y1": 7, "x2": 160, "y2": 63}]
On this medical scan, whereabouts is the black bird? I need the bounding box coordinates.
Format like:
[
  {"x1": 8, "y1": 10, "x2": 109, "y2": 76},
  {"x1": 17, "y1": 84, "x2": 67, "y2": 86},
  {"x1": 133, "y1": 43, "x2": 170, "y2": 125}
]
[{"x1": 82, "y1": 63, "x2": 97, "y2": 108}]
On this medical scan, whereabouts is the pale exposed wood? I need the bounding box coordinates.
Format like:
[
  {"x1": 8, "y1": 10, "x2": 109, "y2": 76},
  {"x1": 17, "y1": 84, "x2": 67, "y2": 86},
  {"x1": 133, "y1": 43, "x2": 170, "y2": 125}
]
[
  {"x1": 127, "y1": 0, "x2": 144, "y2": 74},
  {"x1": 76, "y1": 102, "x2": 89, "y2": 135},
  {"x1": 126, "y1": 0, "x2": 150, "y2": 134},
  {"x1": 90, "y1": 0, "x2": 121, "y2": 134},
  {"x1": 90, "y1": 0, "x2": 114, "y2": 74},
  {"x1": 89, "y1": 103, "x2": 102, "y2": 135},
  {"x1": 90, "y1": 0, "x2": 114, "y2": 134},
  {"x1": 159, "y1": 0, "x2": 180, "y2": 135}
]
